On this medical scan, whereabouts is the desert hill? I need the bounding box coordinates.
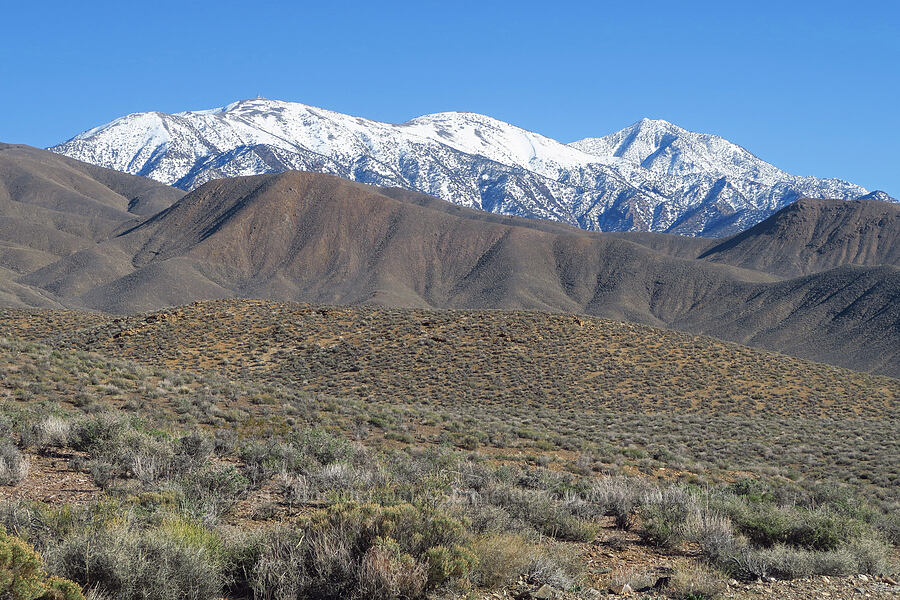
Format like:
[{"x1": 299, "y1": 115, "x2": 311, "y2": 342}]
[
  {"x1": 95, "y1": 172, "x2": 900, "y2": 375},
  {"x1": 0, "y1": 144, "x2": 184, "y2": 307},
  {"x1": 0, "y1": 147, "x2": 897, "y2": 375},
  {"x1": 2, "y1": 301, "x2": 899, "y2": 599},
  {"x1": 698, "y1": 198, "x2": 900, "y2": 277},
  {"x1": 3, "y1": 298, "x2": 897, "y2": 504}
]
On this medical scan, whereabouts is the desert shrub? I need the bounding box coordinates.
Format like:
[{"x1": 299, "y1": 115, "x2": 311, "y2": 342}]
[
  {"x1": 423, "y1": 544, "x2": 477, "y2": 588},
  {"x1": 66, "y1": 416, "x2": 184, "y2": 489},
  {"x1": 305, "y1": 462, "x2": 381, "y2": 501},
  {"x1": 240, "y1": 441, "x2": 310, "y2": 488},
  {"x1": 276, "y1": 472, "x2": 309, "y2": 506},
  {"x1": 358, "y1": 538, "x2": 427, "y2": 600},
  {"x1": 249, "y1": 502, "x2": 474, "y2": 600},
  {"x1": 721, "y1": 501, "x2": 860, "y2": 551},
  {"x1": 455, "y1": 502, "x2": 516, "y2": 535},
  {"x1": 638, "y1": 487, "x2": 696, "y2": 548},
  {"x1": 523, "y1": 544, "x2": 583, "y2": 591},
  {"x1": 0, "y1": 526, "x2": 84, "y2": 600},
  {"x1": 49, "y1": 527, "x2": 222, "y2": 600},
  {"x1": 291, "y1": 428, "x2": 360, "y2": 467},
  {"x1": 0, "y1": 440, "x2": 28, "y2": 486},
  {"x1": 471, "y1": 533, "x2": 535, "y2": 587},
  {"x1": 683, "y1": 510, "x2": 739, "y2": 563},
  {"x1": 175, "y1": 433, "x2": 214, "y2": 468},
  {"x1": 588, "y1": 477, "x2": 648, "y2": 530},
  {"x1": 67, "y1": 415, "x2": 130, "y2": 454},
  {"x1": 668, "y1": 562, "x2": 725, "y2": 600},
  {"x1": 843, "y1": 537, "x2": 894, "y2": 575},
  {"x1": 21, "y1": 417, "x2": 72, "y2": 453},
  {"x1": 484, "y1": 485, "x2": 596, "y2": 542},
  {"x1": 874, "y1": 511, "x2": 900, "y2": 545},
  {"x1": 174, "y1": 464, "x2": 248, "y2": 525},
  {"x1": 783, "y1": 511, "x2": 857, "y2": 551},
  {"x1": 723, "y1": 544, "x2": 855, "y2": 580}
]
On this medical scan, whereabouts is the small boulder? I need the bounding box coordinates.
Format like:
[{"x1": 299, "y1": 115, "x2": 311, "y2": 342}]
[
  {"x1": 609, "y1": 583, "x2": 633, "y2": 595},
  {"x1": 531, "y1": 584, "x2": 554, "y2": 600}
]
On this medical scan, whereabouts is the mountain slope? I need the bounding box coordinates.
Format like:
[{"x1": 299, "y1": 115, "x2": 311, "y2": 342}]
[
  {"x1": 698, "y1": 198, "x2": 900, "y2": 277},
  {"x1": 2, "y1": 146, "x2": 896, "y2": 375},
  {"x1": 14, "y1": 170, "x2": 892, "y2": 376},
  {"x1": 87, "y1": 172, "x2": 771, "y2": 312},
  {"x1": 50, "y1": 99, "x2": 893, "y2": 237},
  {"x1": 0, "y1": 144, "x2": 184, "y2": 307}
]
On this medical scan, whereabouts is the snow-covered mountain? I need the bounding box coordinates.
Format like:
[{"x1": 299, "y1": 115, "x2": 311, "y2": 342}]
[{"x1": 50, "y1": 98, "x2": 895, "y2": 236}]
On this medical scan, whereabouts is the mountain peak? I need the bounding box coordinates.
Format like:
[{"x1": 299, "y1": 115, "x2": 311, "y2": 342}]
[
  {"x1": 632, "y1": 117, "x2": 681, "y2": 130},
  {"x1": 49, "y1": 98, "x2": 893, "y2": 237}
]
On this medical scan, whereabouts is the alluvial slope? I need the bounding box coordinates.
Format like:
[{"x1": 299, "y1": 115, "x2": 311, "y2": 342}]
[
  {"x1": 34, "y1": 299, "x2": 897, "y2": 415},
  {"x1": 50, "y1": 98, "x2": 893, "y2": 237},
  {"x1": 2, "y1": 143, "x2": 897, "y2": 375},
  {"x1": 21, "y1": 170, "x2": 894, "y2": 376}
]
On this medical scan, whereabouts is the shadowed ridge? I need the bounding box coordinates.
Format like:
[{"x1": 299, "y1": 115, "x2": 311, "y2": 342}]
[{"x1": 108, "y1": 170, "x2": 771, "y2": 313}]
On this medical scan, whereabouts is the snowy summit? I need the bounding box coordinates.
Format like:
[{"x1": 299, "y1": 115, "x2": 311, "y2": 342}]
[{"x1": 50, "y1": 99, "x2": 895, "y2": 237}]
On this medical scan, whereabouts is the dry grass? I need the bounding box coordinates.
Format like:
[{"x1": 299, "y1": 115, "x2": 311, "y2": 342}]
[{"x1": 0, "y1": 300, "x2": 898, "y2": 599}]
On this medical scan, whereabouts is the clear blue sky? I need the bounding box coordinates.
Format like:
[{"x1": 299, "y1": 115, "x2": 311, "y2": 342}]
[{"x1": 2, "y1": 0, "x2": 898, "y2": 194}]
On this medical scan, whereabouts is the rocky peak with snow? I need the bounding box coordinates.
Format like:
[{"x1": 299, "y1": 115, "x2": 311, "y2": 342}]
[{"x1": 50, "y1": 99, "x2": 896, "y2": 237}]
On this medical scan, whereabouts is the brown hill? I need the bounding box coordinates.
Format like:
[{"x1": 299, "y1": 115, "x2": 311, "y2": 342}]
[
  {"x1": 0, "y1": 147, "x2": 896, "y2": 376},
  {"x1": 16, "y1": 171, "x2": 886, "y2": 376},
  {"x1": 0, "y1": 144, "x2": 184, "y2": 306},
  {"x1": 698, "y1": 198, "x2": 900, "y2": 277},
  {"x1": 72, "y1": 172, "x2": 773, "y2": 315}
]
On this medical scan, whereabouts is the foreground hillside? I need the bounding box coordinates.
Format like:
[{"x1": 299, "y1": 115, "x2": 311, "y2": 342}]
[
  {"x1": 5, "y1": 299, "x2": 898, "y2": 504},
  {"x1": 1, "y1": 300, "x2": 898, "y2": 600}
]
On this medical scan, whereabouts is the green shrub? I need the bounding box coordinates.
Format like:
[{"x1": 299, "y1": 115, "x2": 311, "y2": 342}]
[
  {"x1": 638, "y1": 487, "x2": 696, "y2": 548},
  {"x1": 424, "y1": 544, "x2": 477, "y2": 588},
  {"x1": 725, "y1": 502, "x2": 859, "y2": 551},
  {"x1": 175, "y1": 464, "x2": 248, "y2": 525},
  {"x1": 0, "y1": 526, "x2": 84, "y2": 600},
  {"x1": 248, "y1": 502, "x2": 474, "y2": 600},
  {"x1": 784, "y1": 511, "x2": 855, "y2": 551},
  {"x1": 844, "y1": 537, "x2": 894, "y2": 575},
  {"x1": 683, "y1": 510, "x2": 739, "y2": 563},
  {"x1": 0, "y1": 526, "x2": 45, "y2": 600},
  {"x1": 485, "y1": 485, "x2": 596, "y2": 541},
  {"x1": 471, "y1": 533, "x2": 535, "y2": 587},
  {"x1": 589, "y1": 477, "x2": 648, "y2": 530},
  {"x1": 668, "y1": 562, "x2": 725, "y2": 600},
  {"x1": 358, "y1": 537, "x2": 427, "y2": 599},
  {"x1": 21, "y1": 417, "x2": 72, "y2": 453}
]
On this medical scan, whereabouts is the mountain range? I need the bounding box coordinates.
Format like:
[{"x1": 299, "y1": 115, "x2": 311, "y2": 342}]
[
  {"x1": 1, "y1": 143, "x2": 897, "y2": 376},
  {"x1": 50, "y1": 98, "x2": 896, "y2": 237}
]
